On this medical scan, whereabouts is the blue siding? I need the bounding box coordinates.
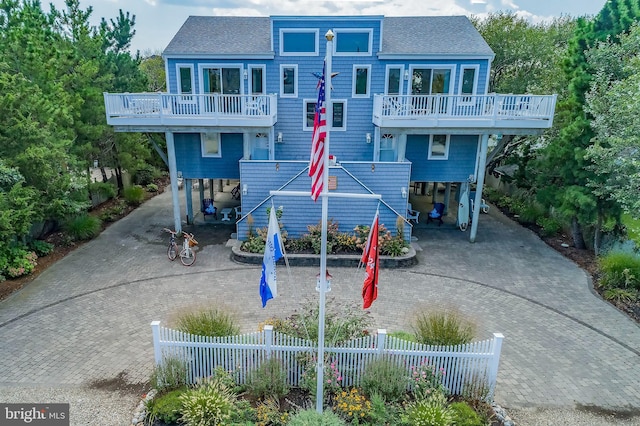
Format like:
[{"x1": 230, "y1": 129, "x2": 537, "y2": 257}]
[
  {"x1": 405, "y1": 135, "x2": 479, "y2": 182},
  {"x1": 237, "y1": 160, "x2": 411, "y2": 240},
  {"x1": 175, "y1": 133, "x2": 243, "y2": 179}
]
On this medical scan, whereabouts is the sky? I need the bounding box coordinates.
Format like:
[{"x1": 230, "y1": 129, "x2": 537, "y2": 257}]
[{"x1": 46, "y1": 0, "x2": 607, "y2": 54}]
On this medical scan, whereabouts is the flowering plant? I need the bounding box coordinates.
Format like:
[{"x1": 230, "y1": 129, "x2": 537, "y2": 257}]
[
  {"x1": 410, "y1": 360, "x2": 446, "y2": 401},
  {"x1": 300, "y1": 355, "x2": 343, "y2": 401},
  {"x1": 333, "y1": 387, "x2": 372, "y2": 422}
]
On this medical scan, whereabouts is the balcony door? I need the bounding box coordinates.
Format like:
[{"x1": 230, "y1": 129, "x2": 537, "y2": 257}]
[
  {"x1": 411, "y1": 67, "x2": 454, "y2": 113},
  {"x1": 201, "y1": 66, "x2": 241, "y2": 114}
]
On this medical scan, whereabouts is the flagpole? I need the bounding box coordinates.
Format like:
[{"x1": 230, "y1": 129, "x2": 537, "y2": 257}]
[{"x1": 316, "y1": 29, "x2": 334, "y2": 413}]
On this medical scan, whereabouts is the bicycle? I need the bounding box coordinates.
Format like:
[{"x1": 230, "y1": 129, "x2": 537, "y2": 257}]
[{"x1": 163, "y1": 228, "x2": 198, "y2": 266}]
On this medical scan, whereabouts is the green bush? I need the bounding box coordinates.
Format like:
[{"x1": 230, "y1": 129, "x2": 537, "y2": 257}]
[
  {"x1": 123, "y1": 185, "x2": 145, "y2": 206},
  {"x1": 63, "y1": 214, "x2": 102, "y2": 241},
  {"x1": 449, "y1": 401, "x2": 486, "y2": 426},
  {"x1": 145, "y1": 387, "x2": 187, "y2": 425},
  {"x1": 98, "y1": 200, "x2": 127, "y2": 222},
  {"x1": 28, "y1": 240, "x2": 54, "y2": 257},
  {"x1": 401, "y1": 389, "x2": 454, "y2": 426},
  {"x1": 412, "y1": 308, "x2": 476, "y2": 347},
  {"x1": 0, "y1": 246, "x2": 38, "y2": 278},
  {"x1": 389, "y1": 330, "x2": 417, "y2": 342},
  {"x1": 515, "y1": 201, "x2": 545, "y2": 225},
  {"x1": 360, "y1": 357, "x2": 408, "y2": 403},
  {"x1": 179, "y1": 377, "x2": 237, "y2": 426},
  {"x1": 150, "y1": 356, "x2": 189, "y2": 392},
  {"x1": 598, "y1": 251, "x2": 640, "y2": 290},
  {"x1": 132, "y1": 165, "x2": 158, "y2": 186},
  {"x1": 173, "y1": 305, "x2": 240, "y2": 337},
  {"x1": 536, "y1": 216, "x2": 563, "y2": 238},
  {"x1": 247, "y1": 357, "x2": 290, "y2": 400},
  {"x1": 88, "y1": 181, "x2": 117, "y2": 200},
  {"x1": 286, "y1": 409, "x2": 346, "y2": 426},
  {"x1": 146, "y1": 183, "x2": 158, "y2": 193}
]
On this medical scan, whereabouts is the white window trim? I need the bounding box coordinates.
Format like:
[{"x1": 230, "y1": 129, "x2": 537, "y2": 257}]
[
  {"x1": 458, "y1": 65, "x2": 480, "y2": 105},
  {"x1": 384, "y1": 65, "x2": 404, "y2": 96},
  {"x1": 280, "y1": 64, "x2": 298, "y2": 97},
  {"x1": 201, "y1": 133, "x2": 222, "y2": 158},
  {"x1": 333, "y1": 28, "x2": 373, "y2": 56},
  {"x1": 279, "y1": 28, "x2": 319, "y2": 56},
  {"x1": 176, "y1": 64, "x2": 195, "y2": 104},
  {"x1": 248, "y1": 64, "x2": 266, "y2": 95},
  {"x1": 409, "y1": 65, "x2": 457, "y2": 95},
  {"x1": 302, "y1": 99, "x2": 347, "y2": 131},
  {"x1": 352, "y1": 64, "x2": 371, "y2": 98},
  {"x1": 428, "y1": 134, "x2": 450, "y2": 160},
  {"x1": 197, "y1": 63, "x2": 244, "y2": 95}
]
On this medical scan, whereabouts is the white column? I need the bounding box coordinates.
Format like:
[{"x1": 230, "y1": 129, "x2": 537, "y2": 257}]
[
  {"x1": 470, "y1": 134, "x2": 489, "y2": 243},
  {"x1": 165, "y1": 132, "x2": 182, "y2": 233}
]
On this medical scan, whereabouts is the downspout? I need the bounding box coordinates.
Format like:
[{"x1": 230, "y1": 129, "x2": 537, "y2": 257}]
[{"x1": 470, "y1": 134, "x2": 489, "y2": 243}]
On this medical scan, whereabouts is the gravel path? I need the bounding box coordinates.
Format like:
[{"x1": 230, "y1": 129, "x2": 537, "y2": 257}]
[{"x1": 509, "y1": 407, "x2": 640, "y2": 425}]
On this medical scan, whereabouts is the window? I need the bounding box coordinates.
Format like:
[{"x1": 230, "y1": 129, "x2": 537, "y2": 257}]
[
  {"x1": 280, "y1": 29, "x2": 318, "y2": 55},
  {"x1": 385, "y1": 66, "x2": 403, "y2": 95},
  {"x1": 249, "y1": 65, "x2": 266, "y2": 95},
  {"x1": 201, "y1": 66, "x2": 241, "y2": 94},
  {"x1": 201, "y1": 133, "x2": 221, "y2": 158},
  {"x1": 177, "y1": 65, "x2": 194, "y2": 94},
  {"x1": 303, "y1": 99, "x2": 346, "y2": 131},
  {"x1": 411, "y1": 67, "x2": 454, "y2": 95},
  {"x1": 353, "y1": 65, "x2": 371, "y2": 97},
  {"x1": 335, "y1": 29, "x2": 372, "y2": 55},
  {"x1": 459, "y1": 65, "x2": 479, "y2": 104},
  {"x1": 281, "y1": 65, "x2": 297, "y2": 97},
  {"x1": 428, "y1": 135, "x2": 449, "y2": 160}
]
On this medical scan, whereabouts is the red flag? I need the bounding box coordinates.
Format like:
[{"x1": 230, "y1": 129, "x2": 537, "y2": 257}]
[
  {"x1": 309, "y1": 62, "x2": 327, "y2": 201},
  {"x1": 362, "y1": 213, "x2": 379, "y2": 309}
]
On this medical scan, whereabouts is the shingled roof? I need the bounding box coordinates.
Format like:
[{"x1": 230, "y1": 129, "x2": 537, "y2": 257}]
[
  {"x1": 381, "y1": 16, "x2": 494, "y2": 57},
  {"x1": 163, "y1": 15, "x2": 493, "y2": 58}
]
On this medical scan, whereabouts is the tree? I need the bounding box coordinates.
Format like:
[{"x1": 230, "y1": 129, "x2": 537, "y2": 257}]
[
  {"x1": 535, "y1": 0, "x2": 640, "y2": 250},
  {"x1": 585, "y1": 23, "x2": 640, "y2": 220}
]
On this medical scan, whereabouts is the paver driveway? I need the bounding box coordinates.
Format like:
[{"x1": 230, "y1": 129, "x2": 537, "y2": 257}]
[{"x1": 0, "y1": 189, "x2": 639, "y2": 414}]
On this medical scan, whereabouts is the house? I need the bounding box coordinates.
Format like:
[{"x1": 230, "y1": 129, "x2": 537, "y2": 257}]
[{"x1": 103, "y1": 15, "x2": 556, "y2": 243}]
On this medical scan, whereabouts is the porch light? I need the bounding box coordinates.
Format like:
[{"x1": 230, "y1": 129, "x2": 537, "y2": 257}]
[
  {"x1": 243, "y1": 68, "x2": 248, "y2": 79},
  {"x1": 366, "y1": 133, "x2": 371, "y2": 144},
  {"x1": 401, "y1": 187, "x2": 407, "y2": 198},
  {"x1": 242, "y1": 184, "x2": 248, "y2": 195},
  {"x1": 316, "y1": 270, "x2": 332, "y2": 293},
  {"x1": 404, "y1": 69, "x2": 410, "y2": 80},
  {"x1": 277, "y1": 132, "x2": 283, "y2": 143}
]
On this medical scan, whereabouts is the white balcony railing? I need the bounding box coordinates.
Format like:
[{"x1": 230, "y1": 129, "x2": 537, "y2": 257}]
[
  {"x1": 373, "y1": 93, "x2": 557, "y2": 130},
  {"x1": 104, "y1": 93, "x2": 278, "y2": 127}
]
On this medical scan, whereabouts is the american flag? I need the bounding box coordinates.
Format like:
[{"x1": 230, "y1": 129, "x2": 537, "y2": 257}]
[{"x1": 309, "y1": 62, "x2": 327, "y2": 201}]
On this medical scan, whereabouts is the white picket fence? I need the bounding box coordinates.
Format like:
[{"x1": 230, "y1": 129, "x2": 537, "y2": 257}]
[{"x1": 151, "y1": 321, "x2": 504, "y2": 399}]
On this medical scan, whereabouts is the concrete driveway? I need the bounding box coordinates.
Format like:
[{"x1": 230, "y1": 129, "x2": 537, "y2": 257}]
[{"x1": 0, "y1": 189, "x2": 639, "y2": 424}]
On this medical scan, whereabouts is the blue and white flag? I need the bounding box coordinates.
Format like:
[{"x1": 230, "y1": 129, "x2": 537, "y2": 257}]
[{"x1": 259, "y1": 207, "x2": 284, "y2": 307}]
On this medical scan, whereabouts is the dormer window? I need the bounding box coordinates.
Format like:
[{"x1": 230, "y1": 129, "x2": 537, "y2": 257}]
[
  {"x1": 334, "y1": 29, "x2": 372, "y2": 56},
  {"x1": 280, "y1": 29, "x2": 319, "y2": 56}
]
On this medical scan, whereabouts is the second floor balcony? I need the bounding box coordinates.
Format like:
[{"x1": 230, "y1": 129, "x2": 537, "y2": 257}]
[
  {"x1": 104, "y1": 93, "x2": 278, "y2": 130},
  {"x1": 373, "y1": 94, "x2": 557, "y2": 133}
]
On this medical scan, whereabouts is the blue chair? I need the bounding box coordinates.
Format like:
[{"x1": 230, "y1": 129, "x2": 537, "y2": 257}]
[
  {"x1": 426, "y1": 203, "x2": 445, "y2": 226},
  {"x1": 201, "y1": 198, "x2": 217, "y2": 219}
]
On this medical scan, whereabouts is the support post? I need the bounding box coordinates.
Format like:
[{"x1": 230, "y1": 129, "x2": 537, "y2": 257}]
[
  {"x1": 185, "y1": 179, "x2": 193, "y2": 225},
  {"x1": 151, "y1": 321, "x2": 162, "y2": 366},
  {"x1": 165, "y1": 132, "x2": 182, "y2": 233},
  {"x1": 487, "y1": 333, "x2": 504, "y2": 400},
  {"x1": 470, "y1": 134, "x2": 489, "y2": 243},
  {"x1": 444, "y1": 183, "x2": 452, "y2": 215}
]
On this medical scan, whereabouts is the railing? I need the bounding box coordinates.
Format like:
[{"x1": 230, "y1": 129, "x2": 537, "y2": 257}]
[
  {"x1": 104, "y1": 93, "x2": 277, "y2": 119},
  {"x1": 373, "y1": 93, "x2": 556, "y2": 121},
  {"x1": 151, "y1": 321, "x2": 504, "y2": 399}
]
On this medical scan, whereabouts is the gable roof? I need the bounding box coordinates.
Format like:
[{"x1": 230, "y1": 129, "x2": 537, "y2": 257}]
[
  {"x1": 381, "y1": 16, "x2": 494, "y2": 57},
  {"x1": 163, "y1": 16, "x2": 273, "y2": 57},
  {"x1": 163, "y1": 15, "x2": 494, "y2": 58}
]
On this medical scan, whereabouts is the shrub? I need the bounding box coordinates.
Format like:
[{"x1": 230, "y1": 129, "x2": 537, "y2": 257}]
[
  {"x1": 286, "y1": 409, "x2": 346, "y2": 426},
  {"x1": 150, "y1": 356, "x2": 189, "y2": 392},
  {"x1": 247, "y1": 357, "x2": 290, "y2": 400},
  {"x1": 0, "y1": 246, "x2": 38, "y2": 278},
  {"x1": 598, "y1": 251, "x2": 640, "y2": 290},
  {"x1": 123, "y1": 185, "x2": 146, "y2": 206},
  {"x1": 173, "y1": 305, "x2": 240, "y2": 337},
  {"x1": 230, "y1": 399, "x2": 257, "y2": 425},
  {"x1": 63, "y1": 214, "x2": 102, "y2": 241},
  {"x1": 536, "y1": 216, "x2": 563, "y2": 237},
  {"x1": 389, "y1": 330, "x2": 416, "y2": 342},
  {"x1": 516, "y1": 201, "x2": 545, "y2": 225},
  {"x1": 401, "y1": 389, "x2": 453, "y2": 426},
  {"x1": 412, "y1": 308, "x2": 476, "y2": 347},
  {"x1": 88, "y1": 181, "x2": 117, "y2": 200},
  {"x1": 367, "y1": 391, "x2": 400, "y2": 426},
  {"x1": 360, "y1": 357, "x2": 408, "y2": 403},
  {"x1": 28, "y1": 240, "x2": 54, "y2": 257},
  {"x1": 146, "y1": 183, "x2": 159, "y2": 193},
  {"x1": 145, "y1": 386, "x2": 187, "y2": 425},
  {"x1": 409, "y1": 361, "x2": 446, "y2": 401},
  {"x1": 256, "y1": 396, "x2": 289, "y2": 426},
  {"x1": 179, "y1": 377, "x2": 237, "y2": 426},
  {"x1": 98, "y1": 200, "x2": 127, "y2": 222},
  {"x1": 300, "y1": 357, "x2": 343, "y2": 401},
  {"x1": 449, "y1": 401, "x2": 486, "y2": 426},
  {"x1": 333, "y1": 387, "x2": 372, "y2": 423},
  {"x1": 132, "y1": 165, "x2": 158, "y2": 186}
]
